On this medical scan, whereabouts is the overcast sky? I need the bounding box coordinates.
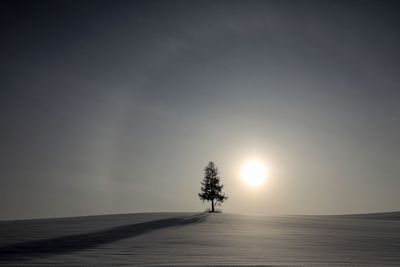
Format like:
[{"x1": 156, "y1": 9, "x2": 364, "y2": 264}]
[{"x1": 1, "y1": 0, "x2": 399, "y2": 220}]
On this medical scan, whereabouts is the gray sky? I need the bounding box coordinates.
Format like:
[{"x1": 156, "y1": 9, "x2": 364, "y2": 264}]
[{"x1": 1, "y1": 0, "x2": 399, "y2": 220}]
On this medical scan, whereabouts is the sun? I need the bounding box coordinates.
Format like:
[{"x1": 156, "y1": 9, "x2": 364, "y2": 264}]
[{"x1": 240, "y1": 160, "x2": 268, "y2": 187}]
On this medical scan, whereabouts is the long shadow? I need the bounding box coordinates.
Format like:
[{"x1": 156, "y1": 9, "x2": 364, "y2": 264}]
[{"x1": 0, "y1": 213, "x2": 208, "y2": 262}]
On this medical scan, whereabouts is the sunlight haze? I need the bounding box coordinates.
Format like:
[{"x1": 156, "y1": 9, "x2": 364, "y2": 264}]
[{"x1": 1, "y1": 0, "x2": 399, "y2": 220}]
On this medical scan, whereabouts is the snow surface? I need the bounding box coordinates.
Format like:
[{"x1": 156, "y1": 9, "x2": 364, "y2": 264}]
[{"x1": 0, "y1": 212, "x2": 399, "y2": 266}]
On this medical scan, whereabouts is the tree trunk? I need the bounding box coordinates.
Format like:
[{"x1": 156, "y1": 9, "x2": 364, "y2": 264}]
[{"x1": 211, "y1": 199, "x2": 214, "y2": 212}]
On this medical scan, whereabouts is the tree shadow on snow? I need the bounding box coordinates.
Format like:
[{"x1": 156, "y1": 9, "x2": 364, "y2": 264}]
[{"x1": 0, "y1": 213, "x2": 208, "y2": 262}]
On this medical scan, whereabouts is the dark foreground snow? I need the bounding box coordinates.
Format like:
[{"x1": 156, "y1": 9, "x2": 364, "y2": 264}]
[{"x1": 0, "y1": 212, "x2": 399, "y2": 266}]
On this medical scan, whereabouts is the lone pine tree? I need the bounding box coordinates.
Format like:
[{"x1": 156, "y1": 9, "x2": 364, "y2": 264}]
[{"x1": 199, "y1": 161, "x2": 227, "y2": 212}]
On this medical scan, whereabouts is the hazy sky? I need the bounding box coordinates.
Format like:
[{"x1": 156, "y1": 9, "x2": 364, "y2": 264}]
[{"x1": 1, "y1": 0, "x2": 399, "y2": 220}]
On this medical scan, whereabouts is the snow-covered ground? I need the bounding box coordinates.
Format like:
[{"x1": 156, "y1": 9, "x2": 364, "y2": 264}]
[{"x1": 0, "y1": 212, "x2": 399, "y2": 266}]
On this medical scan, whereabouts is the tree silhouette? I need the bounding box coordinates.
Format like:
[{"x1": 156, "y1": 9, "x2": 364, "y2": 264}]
[{"x1": 198, "y1": 161, "x2": 227, "y2": 212}]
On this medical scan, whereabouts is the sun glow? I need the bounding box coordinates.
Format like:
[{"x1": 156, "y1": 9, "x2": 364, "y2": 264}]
[{"x1": 240, "y1": 160, "x2": 268, "y2": 187}]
